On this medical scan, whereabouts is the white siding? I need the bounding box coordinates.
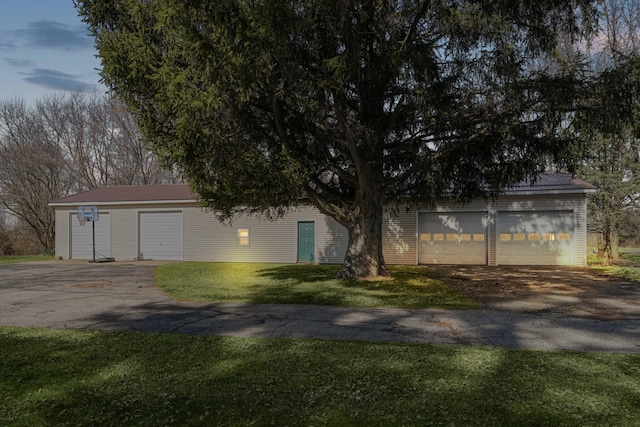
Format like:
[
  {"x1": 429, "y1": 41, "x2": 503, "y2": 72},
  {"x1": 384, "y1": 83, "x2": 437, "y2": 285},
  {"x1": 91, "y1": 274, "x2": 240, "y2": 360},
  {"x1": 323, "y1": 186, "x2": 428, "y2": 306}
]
[
  {"x1": 53, "y1": 193, "x2": 589, "y2": 266},
  {"x1": 110, "y1": 208, "x2": 138, "y2": 261},
  {"x1": 488, "y1": 207, "x2": 497, "y2": 266},
  {"x1": 383, "y1": 209, "x2": 417, "y2": 265},
  {"x1": 55, "y1": 204, "x2": 191, "y2": 261},
  {"x1": 316, "y1": 215, "x2": 348, "y2": 263},
  {"x1": 183, "y1": 206, "x2": 347, "y2": 264},
  {"x1": 55, "y1": 209, "x2": 70, "y2": 259},
  {"x1": 228, "y1": 215, "x2": 297, "y2": 263},
  {"x1": 574, "y1": 201, "x2": 588, "y2": 266},
  {"x1": 183, "y1": 206, "x2": 218, "y2": 261}
]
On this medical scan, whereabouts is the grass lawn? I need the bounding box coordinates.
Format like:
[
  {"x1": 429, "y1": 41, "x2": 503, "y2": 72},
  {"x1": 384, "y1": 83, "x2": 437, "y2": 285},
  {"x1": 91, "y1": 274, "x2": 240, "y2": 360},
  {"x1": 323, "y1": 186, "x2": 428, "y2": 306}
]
[
  {"x1": 1, "y1": 327, "x2": 639, "y2": 426},
  {"x1": 0, "y1": 254, "x2": 54, "y2": 265},
  {"x1": 588, "y1": 248, "x2": 640, "y2": 282},
  {"x1": 155, "y1": 263, "x2": 476, "y2": 309}
]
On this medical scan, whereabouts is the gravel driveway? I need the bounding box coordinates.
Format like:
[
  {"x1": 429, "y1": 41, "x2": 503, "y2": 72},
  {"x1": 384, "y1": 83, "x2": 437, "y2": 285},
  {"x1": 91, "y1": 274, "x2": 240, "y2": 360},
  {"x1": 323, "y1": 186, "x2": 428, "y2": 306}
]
[
  {"x1": 1, "y1": 260, "x2": 639, "y2": 353},
  {"x1": 426, "y1": 265, "x2": 640, "y2": 320}
]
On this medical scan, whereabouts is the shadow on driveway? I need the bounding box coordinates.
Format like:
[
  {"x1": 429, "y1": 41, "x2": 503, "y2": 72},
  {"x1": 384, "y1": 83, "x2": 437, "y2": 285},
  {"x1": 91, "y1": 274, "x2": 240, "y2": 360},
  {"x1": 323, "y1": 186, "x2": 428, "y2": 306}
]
[{"x1": 1, "y1": 261, "x2": 639, "y2": 353}]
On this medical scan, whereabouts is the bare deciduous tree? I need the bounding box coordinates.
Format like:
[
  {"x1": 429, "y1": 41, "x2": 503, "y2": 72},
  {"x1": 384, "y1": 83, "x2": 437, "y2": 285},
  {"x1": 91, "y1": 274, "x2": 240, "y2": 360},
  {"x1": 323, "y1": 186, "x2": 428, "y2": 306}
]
[
  {"x1": 38, "y1": 92, "x2": 176, "y2": 190},
  {"x1": 576, "y1": 0, "x2": 640, "y2": 264},
  {"x1": 0, "y1": 99, "x2": 73, "y2": 251},
  {"x1": 0, "y1": 93, "x2": 178, "y2": 254}
]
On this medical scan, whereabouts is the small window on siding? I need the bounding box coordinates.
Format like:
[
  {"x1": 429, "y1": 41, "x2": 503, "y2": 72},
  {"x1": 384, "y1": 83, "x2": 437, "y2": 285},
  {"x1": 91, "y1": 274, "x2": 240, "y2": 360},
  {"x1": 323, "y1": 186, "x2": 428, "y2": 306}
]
[
  {"x1": 473, "y1": 234, "x2": 485, "y2": 242},
  {"x1": 237, "y1": 228, "x2": 250, "y2": 246},
  {"x1": 543, "y1": 233, "x2": 556, "y2": 241},
  {"x1": 500, "y1": 233, "x2": 512, "y2": 241},
  {"x1": 528, "y1": 233, "x2": 540, "y2": 241},
  {"x1": 558, "y1": 233, "x2": 571, "y2": 241},
  {"x1": 420, "y1": 233, "x2": 431, "y2": 241},
  {"x1": 433, "y1": 234, "x2": 444, "y2": 241}
]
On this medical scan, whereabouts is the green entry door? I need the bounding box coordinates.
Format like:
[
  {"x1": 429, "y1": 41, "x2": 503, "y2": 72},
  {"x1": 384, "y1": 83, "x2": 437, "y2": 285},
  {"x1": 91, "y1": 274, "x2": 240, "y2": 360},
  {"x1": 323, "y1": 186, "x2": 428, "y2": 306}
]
[{"x1": 298, "y1": 221, "x2": 315, "y2": 262}]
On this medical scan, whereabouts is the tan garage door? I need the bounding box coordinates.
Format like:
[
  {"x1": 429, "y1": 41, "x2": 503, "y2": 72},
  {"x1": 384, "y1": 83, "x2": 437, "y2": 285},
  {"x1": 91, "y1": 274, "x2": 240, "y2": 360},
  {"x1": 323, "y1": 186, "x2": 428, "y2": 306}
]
[
  {"x1": 497, "y1": 211, "x2": 575, "y2": 265},
  {"x1": 418, "y1": 212, "x2": 487, "y2": 264},
  {"x1": 70, "y1": 213, "x2": 110, "y2": 260},
  {"x1": 139, "y1": 211, "x2": 183, "y2": 261}
]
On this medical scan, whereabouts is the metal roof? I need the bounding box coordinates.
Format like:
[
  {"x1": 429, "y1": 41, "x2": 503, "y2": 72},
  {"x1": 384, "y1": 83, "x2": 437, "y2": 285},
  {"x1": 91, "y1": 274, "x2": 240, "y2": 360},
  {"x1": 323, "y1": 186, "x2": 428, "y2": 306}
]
[
  {"x1": 49, "y1": 184, "x2": 194, "y2": 206},
  {"x1": 504, "y1": 172, "x2": 596, "y2": 195},
  {"x1": 49, "y1": 173, "x2": 595, "y2": 206}
]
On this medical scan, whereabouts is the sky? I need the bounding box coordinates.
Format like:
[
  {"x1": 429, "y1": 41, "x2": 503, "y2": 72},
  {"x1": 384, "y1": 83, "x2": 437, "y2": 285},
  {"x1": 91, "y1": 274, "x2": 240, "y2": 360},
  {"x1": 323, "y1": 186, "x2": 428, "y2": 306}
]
[{"x1": 0, "y1": 0, "x2": 104, "y2": 104}]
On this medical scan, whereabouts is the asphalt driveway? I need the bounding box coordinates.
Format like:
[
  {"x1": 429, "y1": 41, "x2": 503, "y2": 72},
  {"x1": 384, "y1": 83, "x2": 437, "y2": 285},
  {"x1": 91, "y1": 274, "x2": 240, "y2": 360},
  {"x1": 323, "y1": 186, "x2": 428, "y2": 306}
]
[{"x1": 1, "y1": 261, "x2": 639, "y2": 353}]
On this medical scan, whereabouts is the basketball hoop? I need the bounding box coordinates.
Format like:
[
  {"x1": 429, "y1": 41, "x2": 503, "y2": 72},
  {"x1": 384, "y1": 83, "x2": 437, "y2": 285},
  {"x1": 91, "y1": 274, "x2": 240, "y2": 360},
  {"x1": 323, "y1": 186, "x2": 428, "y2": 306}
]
[
  {"x1": 77, "y1": 205, "x2": 100, "y2": 263},
  {"x1": 77, "y1": 205, "x2": 98, "y2": 226}
]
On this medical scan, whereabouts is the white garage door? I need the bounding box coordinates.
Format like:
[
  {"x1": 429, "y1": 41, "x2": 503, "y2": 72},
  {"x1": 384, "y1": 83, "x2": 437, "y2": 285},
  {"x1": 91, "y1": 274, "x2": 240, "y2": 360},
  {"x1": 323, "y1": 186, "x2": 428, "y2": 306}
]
[
  {"x1": 71, "y1": 213, "x2": 110, "y2": 260},
  {"x1": 418, "y1": 212, "x2": 487, "y2": 264},
  {"x1": 139, "y1": 211, "x2": 183, "y2": 260},
  {"x1": 497, "y1": 211, "x2": 575, "y2": 265}
]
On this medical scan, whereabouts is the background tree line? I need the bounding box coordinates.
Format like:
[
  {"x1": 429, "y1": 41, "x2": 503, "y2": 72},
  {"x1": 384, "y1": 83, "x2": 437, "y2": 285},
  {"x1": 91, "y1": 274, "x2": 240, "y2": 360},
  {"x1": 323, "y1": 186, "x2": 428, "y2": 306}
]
[
  {"x1": 0, "y1": 92, "x2": 178, "y2": 255},
  {"x1": 573, "y1": 0, "x2": 640, "y2": 264}
]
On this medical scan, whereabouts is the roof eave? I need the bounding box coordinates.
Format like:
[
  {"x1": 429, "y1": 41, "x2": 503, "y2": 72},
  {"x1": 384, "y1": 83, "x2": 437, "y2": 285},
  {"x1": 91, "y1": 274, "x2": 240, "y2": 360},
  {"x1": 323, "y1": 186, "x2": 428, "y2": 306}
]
[
  {"x1": 503, "y1": 189, "x2": 597, "y2": 196},
  {"x1": 48, "y1": 199, "x2": 196, "y2": 207}
]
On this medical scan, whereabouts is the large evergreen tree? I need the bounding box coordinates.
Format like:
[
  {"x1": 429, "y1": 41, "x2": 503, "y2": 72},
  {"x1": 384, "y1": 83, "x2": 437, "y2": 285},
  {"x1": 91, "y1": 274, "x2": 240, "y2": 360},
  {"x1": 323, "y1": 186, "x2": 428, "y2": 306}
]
[{"x1": 77, "y1": 0, "x2": 599, "y2": 278}]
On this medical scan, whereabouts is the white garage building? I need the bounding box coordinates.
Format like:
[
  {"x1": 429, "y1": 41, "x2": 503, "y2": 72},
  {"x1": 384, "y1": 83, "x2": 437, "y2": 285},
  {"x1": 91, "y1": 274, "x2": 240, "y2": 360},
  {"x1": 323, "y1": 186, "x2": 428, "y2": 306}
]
[{"x1": 50, "y1": 173, "x2": 596, "y2": 266}]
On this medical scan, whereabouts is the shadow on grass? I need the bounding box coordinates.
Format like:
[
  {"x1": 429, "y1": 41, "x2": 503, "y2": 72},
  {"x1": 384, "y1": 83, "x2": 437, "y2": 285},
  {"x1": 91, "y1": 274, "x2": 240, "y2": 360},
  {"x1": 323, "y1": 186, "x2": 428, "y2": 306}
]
[
  {"x1": 1, "y1": 326, "x2": 639, "y2": 426},
  {"x1": 5, "y1": 261, "x2": 640, "y2": 424},
  {"x1": 252, "y1": 264, "x2": 476, "y2": 309},
  {"x1": 3, "y1": 263, "x2": 640, "y2": 424},
  {"x1": 255, "y1": 263, "x2": 345, "y2": 284}
]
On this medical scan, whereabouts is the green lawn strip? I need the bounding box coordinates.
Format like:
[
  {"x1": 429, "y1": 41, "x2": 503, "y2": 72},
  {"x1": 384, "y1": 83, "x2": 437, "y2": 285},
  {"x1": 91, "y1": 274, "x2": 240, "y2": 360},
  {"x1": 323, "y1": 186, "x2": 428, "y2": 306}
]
[
  {"x1": 592, "y1": 266, "x2": 640, "y2": 282},
  {"x1": 1, "y1": 327, "x2": 638, "y2": 426},
  {"x1": 588, "y1": 249, "x2": 640, "y2": 281},
  {"x1": 0, "y1": 255, "x2": 54, "y2": 265},
  {"x1": 155, "y1": 263, "x2": 475, "y2": 309}
]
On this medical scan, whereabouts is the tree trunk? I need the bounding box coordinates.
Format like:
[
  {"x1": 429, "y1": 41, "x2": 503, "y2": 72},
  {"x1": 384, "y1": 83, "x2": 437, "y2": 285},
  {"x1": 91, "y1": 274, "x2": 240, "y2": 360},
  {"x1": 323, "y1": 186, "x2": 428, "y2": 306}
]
[
  {"x1": 599, "y1": 226, "x2": 619, "y2": 266},
  {"x1": 335, "y1": 186, "x2": 388, "y2": 279},
  {"x1": 596, "y1": 234, "x2": 604, "y2": 258}
]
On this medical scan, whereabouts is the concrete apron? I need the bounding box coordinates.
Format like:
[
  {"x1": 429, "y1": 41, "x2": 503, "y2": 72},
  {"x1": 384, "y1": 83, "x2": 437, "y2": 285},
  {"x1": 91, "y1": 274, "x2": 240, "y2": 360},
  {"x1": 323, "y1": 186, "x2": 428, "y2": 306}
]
[{"x1": 1, "y1": 261, "x2": 639, "y2": 353}]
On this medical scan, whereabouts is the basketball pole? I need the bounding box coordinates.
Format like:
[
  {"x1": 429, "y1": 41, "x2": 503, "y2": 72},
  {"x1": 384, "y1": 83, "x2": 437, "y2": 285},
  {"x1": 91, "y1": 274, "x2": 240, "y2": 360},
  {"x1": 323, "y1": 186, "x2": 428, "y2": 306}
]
[{"x1": 92, "y1": 219, "x2": 96, "y2": 263}]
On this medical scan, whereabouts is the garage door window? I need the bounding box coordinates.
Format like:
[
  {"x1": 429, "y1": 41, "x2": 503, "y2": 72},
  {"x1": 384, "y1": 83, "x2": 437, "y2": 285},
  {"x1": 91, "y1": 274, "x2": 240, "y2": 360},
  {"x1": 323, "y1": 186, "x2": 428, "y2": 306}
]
[{"x1": 418, "y1": 212, "x2": 488, "y2": 265}]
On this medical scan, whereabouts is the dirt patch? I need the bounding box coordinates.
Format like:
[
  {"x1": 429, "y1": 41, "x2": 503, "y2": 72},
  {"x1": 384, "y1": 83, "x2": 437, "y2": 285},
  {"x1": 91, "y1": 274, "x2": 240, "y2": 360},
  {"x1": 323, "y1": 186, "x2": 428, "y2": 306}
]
[
  {"x1": 71, "y1": 280, "x2": 112, "y2": 288},
  {"x1": 425, "y1": 265, "x2": 640, "y2": 320}
]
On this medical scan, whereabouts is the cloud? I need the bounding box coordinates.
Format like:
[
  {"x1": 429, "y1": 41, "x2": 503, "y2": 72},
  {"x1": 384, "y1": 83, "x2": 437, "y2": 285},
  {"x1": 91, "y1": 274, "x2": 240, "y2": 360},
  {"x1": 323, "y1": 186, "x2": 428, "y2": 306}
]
[
  {"x1": 0, "y1": 41, "x2": 15, "y2": 52},
  {"x1": 4, "y1": 57, "x2": 35, "y2": 68},
  {"x1": 21, "y1": 68, "x2": 94, "y2": 91},
  {"x1": 16, "y1": 21, "x2": 93, "y2": 51}
]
